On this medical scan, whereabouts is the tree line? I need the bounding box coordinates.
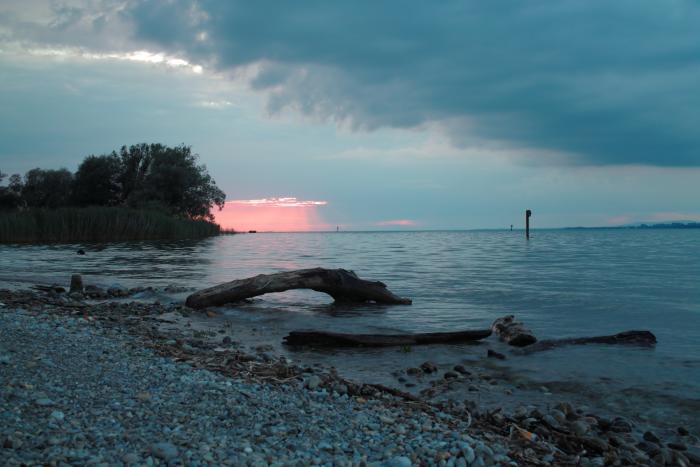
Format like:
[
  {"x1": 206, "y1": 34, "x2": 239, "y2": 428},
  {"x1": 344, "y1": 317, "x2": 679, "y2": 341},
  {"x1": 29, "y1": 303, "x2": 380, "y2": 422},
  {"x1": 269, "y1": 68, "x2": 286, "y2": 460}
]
[{"x1": 0, "y1": 144, "x2": 226, "y2": 222}]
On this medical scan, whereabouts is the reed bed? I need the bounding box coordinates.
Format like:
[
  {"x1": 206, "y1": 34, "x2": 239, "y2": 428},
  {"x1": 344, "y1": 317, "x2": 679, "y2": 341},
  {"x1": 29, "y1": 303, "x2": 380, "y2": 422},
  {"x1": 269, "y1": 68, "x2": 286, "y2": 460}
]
[{"x1": 0, "y1": 207, "x2": 220, "y2": 243}]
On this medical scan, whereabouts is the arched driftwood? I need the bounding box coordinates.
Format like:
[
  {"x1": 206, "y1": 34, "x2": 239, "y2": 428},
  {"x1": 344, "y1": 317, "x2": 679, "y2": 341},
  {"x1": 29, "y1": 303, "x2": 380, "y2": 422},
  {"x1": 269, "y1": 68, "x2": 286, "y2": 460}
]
[{"x1": 185, "y1": 268, "x2": 412, "y2": 309}]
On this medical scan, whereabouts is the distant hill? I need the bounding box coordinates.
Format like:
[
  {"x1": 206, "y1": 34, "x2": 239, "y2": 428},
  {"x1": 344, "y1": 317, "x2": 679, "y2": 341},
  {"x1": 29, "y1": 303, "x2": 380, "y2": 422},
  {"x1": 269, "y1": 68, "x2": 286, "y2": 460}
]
[{"x1": 566, "y1": 221, "x2": 700, "y2": 230}]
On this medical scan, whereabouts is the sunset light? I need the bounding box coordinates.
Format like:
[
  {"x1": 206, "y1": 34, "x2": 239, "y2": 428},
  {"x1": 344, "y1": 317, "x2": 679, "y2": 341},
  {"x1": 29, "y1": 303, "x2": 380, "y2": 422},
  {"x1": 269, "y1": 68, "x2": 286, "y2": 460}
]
[{"x1": 215, "y1": 197, "x2": 329, "y2": 232}]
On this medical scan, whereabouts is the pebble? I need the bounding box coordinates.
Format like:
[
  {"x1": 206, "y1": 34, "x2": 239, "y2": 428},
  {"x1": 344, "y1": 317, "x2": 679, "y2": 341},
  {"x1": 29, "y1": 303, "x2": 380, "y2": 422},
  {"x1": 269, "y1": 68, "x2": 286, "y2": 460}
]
[
  {"x1": 420, "y1": 361, "x2": 437, "y2": 373},
  {"x1": 643, "y1": 430, "x2": 660, "y2": 444},
  {"x1": 151, "y1": 442, "x2": 179, "y2": 460},
  {"x1": 389, "y1": 456, "x2": 412, "y2": 467},
  {"x1": 35, "y1": 397, "x2": 54, "y2": 406},
  {"x1": 306, "y1": 375, "x2": 321, "y2": 390},
  {"x1": 571, "y1": 420, "x2": 589, "y2": 436},
  {"x1": 50, "y1": 410, "x2": 65, "y2": 421}
]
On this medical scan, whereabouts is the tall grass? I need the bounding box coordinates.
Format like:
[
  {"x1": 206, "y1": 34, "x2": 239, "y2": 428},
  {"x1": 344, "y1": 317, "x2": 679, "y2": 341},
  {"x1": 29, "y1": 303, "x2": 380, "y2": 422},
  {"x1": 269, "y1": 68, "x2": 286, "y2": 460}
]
[{"x1": 0, "y1": 207, "x2": 220, "y2": 243}]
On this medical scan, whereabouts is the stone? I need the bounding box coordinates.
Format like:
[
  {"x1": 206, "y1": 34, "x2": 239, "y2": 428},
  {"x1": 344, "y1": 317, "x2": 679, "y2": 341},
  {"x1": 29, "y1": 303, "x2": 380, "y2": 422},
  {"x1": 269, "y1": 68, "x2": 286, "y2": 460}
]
[
  {"x1": 667, "y1": 442, "x2": 687, "y2": 451},
  {"x1": 487, "y1": 349, "x2": 506, "y2": 360},
  {"x1": 0, "y1": 355, "x2": 10, "y2": 364},
  {"x1": 610, "y1": 418, "x2": 632, "y2": 433},
  {"x1": 50, "y1": 410, "x2": 65, "y2": 421},
  {"x1": 420, "y1": 361, "x2": 437, "y2": 373},
  {"x1": 443, "y1": 371, "x2": 459, "y2": 379},
  {"x1": 653, "y1": 448, "x2": 674, "y2": 466},
  {"x1": 643, "y1": 431, "x2": 660, "y2": 444},
  {"x1": 306, "y1": 375, "x2": 321, "y2": 390},
  {"x1": 550, "y1": 409, "x2": 566, "y2": 424},
  {"x1": 406, "y1": 367, "x2": 422, "y2": 375},
  {"x1": 151, "y1": 442, "x2": 179, "y2": 460},
  {"x1": 388, "y1": 456, "x2": 412, "y2": 467},
  {"x1": 453, "y1": 365, "x2": 470, "y2": 375},
  {"x1": 636, "y1": 441, "x2": 660, "y2": 456},
  {"x1": 677, "y1": 426, "x2": 689, "y2": 436},
  {"x1": 571, "y1": 420, "x2": 589, "y2": 436},
  {"x1": 122, "y1": 453, "x2": 140, "y2": 464},
  {"x1": 35, "y1": 398, "x2": 54, "y2": 406},
  {"x1": 70, "y1": 274, "x2": 83, "y2": 293}
]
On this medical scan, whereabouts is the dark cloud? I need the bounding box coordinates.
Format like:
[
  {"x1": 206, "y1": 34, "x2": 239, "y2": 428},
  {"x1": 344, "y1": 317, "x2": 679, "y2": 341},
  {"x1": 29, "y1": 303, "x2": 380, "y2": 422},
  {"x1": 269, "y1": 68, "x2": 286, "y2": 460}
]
[{"x1": 6, "y1": 1, "x2": 700, "y2": 165}]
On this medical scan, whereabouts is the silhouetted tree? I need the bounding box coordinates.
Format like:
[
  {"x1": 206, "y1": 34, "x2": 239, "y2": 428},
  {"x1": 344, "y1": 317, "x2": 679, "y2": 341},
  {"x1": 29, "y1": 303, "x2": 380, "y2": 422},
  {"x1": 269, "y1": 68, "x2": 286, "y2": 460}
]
[
  {"x1": 0, "y1": 171, "x2": 22, "y2": 210},
  {"x1": 3, "y1": 144, "x2": 225, "y2": 220},
  {"x1": 21, "y1": 168, "x2": 73, "y2": 208},
  {"x1": 72, "y1": 154, "x2": 121, "y2": 206},
  {"x1": 117, "y1": 144, "x2": 225, "y2": 221}
]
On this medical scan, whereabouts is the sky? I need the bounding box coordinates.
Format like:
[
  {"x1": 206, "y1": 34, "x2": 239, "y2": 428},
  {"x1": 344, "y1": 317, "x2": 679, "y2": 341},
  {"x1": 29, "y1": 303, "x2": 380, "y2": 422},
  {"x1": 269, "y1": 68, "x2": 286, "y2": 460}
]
[{"x1": 1, "y1": 1, "x2": 699, "y2": 231}]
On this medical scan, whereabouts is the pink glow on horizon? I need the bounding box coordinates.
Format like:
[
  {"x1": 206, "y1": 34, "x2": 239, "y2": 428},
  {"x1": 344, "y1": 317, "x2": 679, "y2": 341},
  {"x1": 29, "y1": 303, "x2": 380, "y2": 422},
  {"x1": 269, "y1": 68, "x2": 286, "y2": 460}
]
[
  {"x1": 227, "y1": 197, "x2": 327, "y2": 208},
  {"x1": 374, "y1": 219, "x2": 417, "y2": 226},
  {"x1": 215, "y1": 197, "x2": 329, "y2": 231}
]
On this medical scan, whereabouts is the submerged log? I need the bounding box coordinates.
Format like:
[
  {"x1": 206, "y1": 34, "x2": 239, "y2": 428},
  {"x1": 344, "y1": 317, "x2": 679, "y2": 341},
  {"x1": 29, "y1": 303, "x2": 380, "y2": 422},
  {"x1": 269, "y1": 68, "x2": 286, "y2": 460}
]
[
  {"x1": 491, "y1": 315, "x2": 537, "y2": 347},
  {"x1": 519, "y1": 330, "x2": 657, "y2": 353},
  {"x1": 283, "y1": 329, "x2": 492, "y2": 347},
  {"x1": 185, "y1": 267, "x2": 412, "y2": 309}
]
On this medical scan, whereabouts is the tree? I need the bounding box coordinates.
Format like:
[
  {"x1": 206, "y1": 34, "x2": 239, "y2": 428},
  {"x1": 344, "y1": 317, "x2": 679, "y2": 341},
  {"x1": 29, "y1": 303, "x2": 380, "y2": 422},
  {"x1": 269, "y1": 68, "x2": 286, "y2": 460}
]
[
  {"x1": 21, "y1": 168, "x2": 73, "y2": 208},
  {"x1": 0, "y1": 171, "x2": 22, "y2": 210},
  {"x1": 72, "y1": 154, "x2": 121, "y2": 206},
  {"x1": 117, "y1": 144, "x2": 225, "y2": 220}
]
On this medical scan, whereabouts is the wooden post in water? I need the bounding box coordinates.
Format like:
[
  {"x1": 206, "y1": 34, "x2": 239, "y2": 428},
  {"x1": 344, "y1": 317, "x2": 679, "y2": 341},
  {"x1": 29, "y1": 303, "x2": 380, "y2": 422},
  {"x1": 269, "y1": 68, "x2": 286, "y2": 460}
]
[{"x1": 525, "y1": 209, "x2": 532, "y2": 239}]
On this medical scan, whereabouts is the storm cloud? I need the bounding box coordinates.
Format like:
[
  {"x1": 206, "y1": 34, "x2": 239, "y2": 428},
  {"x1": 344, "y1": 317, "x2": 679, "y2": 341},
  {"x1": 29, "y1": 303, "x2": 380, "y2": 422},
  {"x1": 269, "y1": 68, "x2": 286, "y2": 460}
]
[{"x1": 4, "y1": 0, "x2": 700, "y2": 166}]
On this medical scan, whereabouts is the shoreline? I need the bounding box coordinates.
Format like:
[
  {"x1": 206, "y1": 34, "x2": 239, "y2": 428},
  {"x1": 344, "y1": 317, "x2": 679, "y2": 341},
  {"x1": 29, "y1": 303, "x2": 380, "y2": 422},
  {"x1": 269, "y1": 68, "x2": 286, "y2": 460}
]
[{"x1": 1, "y1": 288, "x2": 698, "y2": 466}]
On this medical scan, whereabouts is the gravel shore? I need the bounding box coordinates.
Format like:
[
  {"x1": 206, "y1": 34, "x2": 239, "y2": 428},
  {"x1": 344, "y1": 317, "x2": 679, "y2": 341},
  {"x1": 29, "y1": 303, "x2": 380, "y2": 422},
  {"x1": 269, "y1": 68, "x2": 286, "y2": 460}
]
[
  {"x1": 2, "y1": 288, "x2": 698, "y2": 466},
  {"x1": 0, "y1": 305, "x2": 511, "y2": 466}
]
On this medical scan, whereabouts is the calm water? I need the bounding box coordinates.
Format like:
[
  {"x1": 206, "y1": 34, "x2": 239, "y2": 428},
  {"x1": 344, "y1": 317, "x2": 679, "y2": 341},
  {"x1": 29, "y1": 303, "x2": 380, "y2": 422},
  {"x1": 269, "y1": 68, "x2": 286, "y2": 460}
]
[{"x1": 1, "y1": 230, "x2": 699, "y2": 430}]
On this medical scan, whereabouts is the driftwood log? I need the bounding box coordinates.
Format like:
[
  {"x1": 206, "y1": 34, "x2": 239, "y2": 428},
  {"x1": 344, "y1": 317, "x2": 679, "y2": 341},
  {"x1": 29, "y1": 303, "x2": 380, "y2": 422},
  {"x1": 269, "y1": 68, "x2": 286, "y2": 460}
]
[
  {"x1": 491, "y1": 315, "x2": 537, "y2": 347},
  {"x1": 519, "y1": 330, "x2": 657, "y2": 353},
  {"x1": 283, "y1": 329, "x2": 492, "y2": 347},
  {"x1": 185, "y1": 268, "x2": 412, "y2": 309}
]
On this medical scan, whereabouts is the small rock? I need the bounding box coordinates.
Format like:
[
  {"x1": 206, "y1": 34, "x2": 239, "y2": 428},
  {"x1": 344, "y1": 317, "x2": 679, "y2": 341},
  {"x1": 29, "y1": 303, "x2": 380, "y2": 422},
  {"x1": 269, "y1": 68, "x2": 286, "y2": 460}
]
[
  {"x1": 420, "y1": 361, "x2": 437, "y2": 373},
  {"x1": 453, "y1": 365, "x2": 470, "y2": 375},
  {"x1": 653, "y1": 448, "x2": 674, "y2": 466},
  {"x1": 122, "y1": 453, "x2": 140, "y2": 464},
  {"x1": 50, "y1": 410, "x2": 65, "y2": 421},
  {"x1": 3, "y1": 437, "x2": 21, "y2": 449},
  {"x1": 151, "y1": 442, "x2": 179, "y2": 460},
  {"x1": 487, "y1": 349, "x2": 506, "y2": 360},
  {"x1": 610, "y1": 417, "x2": 632, "y2": 433},
  {"x1": 643, "y1": 431, "x2": 660, "y2": 444},
  {"x1": 35, "y1": 398, "x2": 54, "y2": 406},
  {"x1": 667, "y1": 442, "x2": 687, "y2": 451},
  {"x1": 571, "y1": 420, "x2": 589, "y2": 436},
  {"x1": 388, "y1": 456, "x2": 412, "y2": 467},
  {"x1": 542, "y1": 414, "x2": 560, "y2": 428},
  {"x1": 406, "y1": 367, "x2": 422, "y2": 375},
  {"x1": 0, "y1": 355, "x2": 10, "y2": 364},
  {"x1": 306, "y1": 375, "x2": 321, "y2": 390},
  {"x1": 550, "y1": 409, "x2": 566, "y2": 424},
  {"x1": 443, "y1": 371, "x2": 459, "y2": 379},
  {"x1": 677, "y1": 426, "x2": 689, "y2": 436}
]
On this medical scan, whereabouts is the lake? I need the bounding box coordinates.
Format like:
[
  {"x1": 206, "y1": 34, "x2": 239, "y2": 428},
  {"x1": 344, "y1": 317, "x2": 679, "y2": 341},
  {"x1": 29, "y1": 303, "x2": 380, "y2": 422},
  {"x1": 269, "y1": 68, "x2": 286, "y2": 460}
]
[{"x1": 2, "y1": 229, "x2": 699, "y2": 432}]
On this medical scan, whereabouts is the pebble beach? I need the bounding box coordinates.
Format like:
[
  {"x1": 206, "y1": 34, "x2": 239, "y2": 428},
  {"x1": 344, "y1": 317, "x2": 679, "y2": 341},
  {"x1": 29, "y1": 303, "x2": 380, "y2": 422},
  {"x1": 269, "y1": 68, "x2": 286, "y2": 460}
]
[{"x1": 1, "y1": 287, "x2": 698, "y2": 466}]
